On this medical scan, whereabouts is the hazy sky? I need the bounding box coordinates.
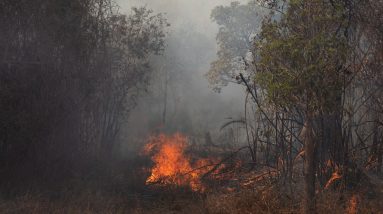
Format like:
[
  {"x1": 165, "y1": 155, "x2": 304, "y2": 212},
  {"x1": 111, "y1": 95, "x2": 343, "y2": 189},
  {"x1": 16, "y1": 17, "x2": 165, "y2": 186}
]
[
  {"x1": 116, "y1": 0, "x2": 248, "y2": 94},
  {"x1": 116, "y1": 0, "x2": 247, "y2": 35},
  {"x1": 115, "y1": 0, "x2": 251, "y2": 63},
  {"x1": 117, "y1": 0, "x2": 250, "y2": 145}
]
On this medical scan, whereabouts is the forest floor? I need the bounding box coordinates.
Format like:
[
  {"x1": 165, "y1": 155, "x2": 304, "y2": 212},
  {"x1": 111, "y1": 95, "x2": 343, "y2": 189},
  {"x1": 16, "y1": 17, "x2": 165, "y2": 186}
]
[{"x1": 0, "y1": 158, "x2": 382, "y2": 213}]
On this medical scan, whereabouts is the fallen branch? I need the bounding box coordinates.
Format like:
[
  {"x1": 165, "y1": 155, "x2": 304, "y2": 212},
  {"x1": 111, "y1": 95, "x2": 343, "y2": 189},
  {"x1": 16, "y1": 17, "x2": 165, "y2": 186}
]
[{"x1": 202, "y1": 146, "x2": 249, "y2": 179}]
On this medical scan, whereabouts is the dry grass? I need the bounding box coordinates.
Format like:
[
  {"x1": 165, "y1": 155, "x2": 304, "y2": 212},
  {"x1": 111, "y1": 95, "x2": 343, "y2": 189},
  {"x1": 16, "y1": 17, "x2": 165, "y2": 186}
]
[
  {"x1": 205, "y1": 188, "x2": 299, "y2": 214},
  {"x1": 204, "y1": 185, "x2": 383, "y2": 214},
  {"x1": 0, "y1": 157, "x2": 381, "y2": 214},
  {"x1": 0, "y1": 193, "x2": 131, "y2": 213},
  {"x1": 316, "y1": 190, "x2": 383, "y2": 214},
  {"x1": 0, "y1": 183, "x2": 382, "y2": 214}
]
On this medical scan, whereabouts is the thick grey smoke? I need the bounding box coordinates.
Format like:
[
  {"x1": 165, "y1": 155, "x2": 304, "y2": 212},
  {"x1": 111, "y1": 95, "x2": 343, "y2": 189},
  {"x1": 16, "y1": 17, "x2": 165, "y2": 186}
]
[{"x1": 116, "y1": 0, "x2": 249, "y2": 152}]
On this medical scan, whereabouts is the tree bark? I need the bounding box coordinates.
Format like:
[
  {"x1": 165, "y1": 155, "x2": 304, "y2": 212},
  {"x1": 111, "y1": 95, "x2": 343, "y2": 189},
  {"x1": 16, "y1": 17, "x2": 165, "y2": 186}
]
[
  {"x1": 302, "y1": 113, "x2": 316, "y2": 214},
  {"x1": 162, "y1": 67, "x2": 168, "y2": 125}
]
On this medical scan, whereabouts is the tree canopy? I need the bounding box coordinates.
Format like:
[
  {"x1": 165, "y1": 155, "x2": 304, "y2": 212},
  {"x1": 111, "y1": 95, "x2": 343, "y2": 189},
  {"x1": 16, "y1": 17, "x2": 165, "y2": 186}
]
[{"x1": 207, "y1": 1, "x2": 266, "y2": 92}]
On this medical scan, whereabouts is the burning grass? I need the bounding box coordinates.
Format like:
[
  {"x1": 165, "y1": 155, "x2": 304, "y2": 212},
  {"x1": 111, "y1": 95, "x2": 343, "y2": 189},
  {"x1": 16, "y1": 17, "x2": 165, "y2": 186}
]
[
  {"x1": 0, "y1": 154, "x2": 382, "y2": 213},
  {"x1": 142, "y1": 133, "x2": 222, "y2": 192},
  {"x1": 1, "y1": 133, "x2": 382, "y2": 213}
]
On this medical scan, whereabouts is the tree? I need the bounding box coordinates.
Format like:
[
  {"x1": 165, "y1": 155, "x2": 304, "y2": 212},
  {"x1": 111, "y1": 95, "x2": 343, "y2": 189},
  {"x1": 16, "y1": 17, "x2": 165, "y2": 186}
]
[
  {"x1": 207, "y1": 1, "x2": 266, "y2": 92},
  {"x1": 253, "y1": 0, "x2": 350, "y2": 212},
  {"x1": 95, "y1": 8, "x2": 168, "y2": 155},
  {"x1": 0, "y1": 0, "x2": 168, "y2": 180}
]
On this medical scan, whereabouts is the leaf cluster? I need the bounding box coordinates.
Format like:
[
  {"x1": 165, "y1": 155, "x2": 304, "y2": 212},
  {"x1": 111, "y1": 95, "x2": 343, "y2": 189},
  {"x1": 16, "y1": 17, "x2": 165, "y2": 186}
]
[{"x1": 254, "y1": 0, "x2": 350, "y2": 112}]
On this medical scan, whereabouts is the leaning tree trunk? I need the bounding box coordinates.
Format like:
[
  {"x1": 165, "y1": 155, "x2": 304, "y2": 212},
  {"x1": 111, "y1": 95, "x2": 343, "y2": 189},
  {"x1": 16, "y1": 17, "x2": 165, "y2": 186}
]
[{"x1": 301, "y1": 113, "x2": 316, "y2": 214}]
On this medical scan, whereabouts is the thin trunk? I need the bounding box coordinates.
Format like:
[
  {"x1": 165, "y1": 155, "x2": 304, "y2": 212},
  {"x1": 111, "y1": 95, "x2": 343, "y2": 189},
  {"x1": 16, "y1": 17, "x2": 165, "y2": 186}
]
[
  {"x1": 377, "y1": 133, "x2": 382, "y2": 174},
  {"x1": 302, "y1": 113, "x2": 316, "y2": 214},
  {"x1": 252, "y1": 130, "x2": 258, "y2": 165},
  {"x1": 289, "y1": 119, "x2": 294, "y2": 189},
  {"x1": 245, "y1": 93, "x2": 256, "y2": 164},
  {"x1": 275, "y1": 113, "x2": 279, "y2": 169},
  {"x1": 162, "y1": 70, "x2": 168, "y2": 124}
]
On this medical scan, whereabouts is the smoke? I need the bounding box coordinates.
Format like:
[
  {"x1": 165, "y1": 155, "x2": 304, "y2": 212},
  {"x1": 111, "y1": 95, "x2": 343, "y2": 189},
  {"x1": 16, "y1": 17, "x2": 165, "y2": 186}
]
[
  {"x1": 116, "y1": 0, "x2": 246, "y2": 34},
  {"x1": 116, "y1": 0, "x2": 249, "y2": 152}
]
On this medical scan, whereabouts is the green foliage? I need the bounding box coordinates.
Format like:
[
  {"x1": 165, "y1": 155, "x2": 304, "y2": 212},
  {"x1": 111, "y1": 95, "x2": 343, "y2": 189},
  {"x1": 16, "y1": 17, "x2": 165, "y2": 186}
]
[{"x1": 254, "y1": 0, "x2": 350, "y2": 112}]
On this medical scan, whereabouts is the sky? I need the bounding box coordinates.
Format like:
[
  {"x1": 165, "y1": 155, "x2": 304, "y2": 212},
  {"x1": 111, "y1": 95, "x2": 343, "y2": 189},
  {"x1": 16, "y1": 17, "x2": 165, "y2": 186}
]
[
  {"x1": 115, "y1": 0, "x2": 248, "y2": 95},
  {"x1": 116, "y1": 0, "x2": 247, "y2": 35}
]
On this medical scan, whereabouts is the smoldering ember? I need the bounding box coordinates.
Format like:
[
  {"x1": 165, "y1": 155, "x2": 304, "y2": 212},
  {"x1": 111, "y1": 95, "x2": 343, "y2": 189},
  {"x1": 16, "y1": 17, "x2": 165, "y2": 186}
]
[{"x1": 0, "y1": 0, "x2": 382, "y2": 213}]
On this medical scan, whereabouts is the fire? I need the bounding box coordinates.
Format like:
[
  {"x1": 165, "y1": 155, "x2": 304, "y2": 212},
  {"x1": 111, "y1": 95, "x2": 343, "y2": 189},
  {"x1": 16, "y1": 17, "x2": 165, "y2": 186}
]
[
  {"x1": 143, "y1": 133, "x2": 219, "y2": 192},
  {"x1": 324, "y1": 170, "x2": 342, "y2": 189},
  {"x1": 346, "y1": 194, "x2": 358, "y2": 214}
]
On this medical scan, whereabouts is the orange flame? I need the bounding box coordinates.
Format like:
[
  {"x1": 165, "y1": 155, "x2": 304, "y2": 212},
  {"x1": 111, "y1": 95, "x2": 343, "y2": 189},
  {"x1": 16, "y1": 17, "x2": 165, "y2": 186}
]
[
  {"x1": 346, "y1": 194, "x2": 358, "y2": 214},
  {"x1": 324, "y1": 171, "x2": 342, "y2": 189},
  {"x1": 143, "y1": 133, "x2": 219, "y2": 192}
]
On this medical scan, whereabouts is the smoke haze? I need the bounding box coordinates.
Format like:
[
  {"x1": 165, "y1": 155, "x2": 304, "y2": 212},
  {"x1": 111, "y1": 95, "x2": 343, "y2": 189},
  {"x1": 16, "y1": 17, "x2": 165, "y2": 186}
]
[{"x1": 116, "y1": 0, "x2": 249, "y2": 151}]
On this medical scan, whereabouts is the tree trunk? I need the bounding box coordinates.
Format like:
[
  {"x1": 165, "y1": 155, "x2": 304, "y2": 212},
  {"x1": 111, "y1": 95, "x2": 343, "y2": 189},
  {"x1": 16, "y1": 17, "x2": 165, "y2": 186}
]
[
  {"x1": 377, "y1": 138, "x2": 382, "y2": 175},
  {"x1": 302, "y1": 113, "x2": 316, "y2": 214},
  {"x1": 162, "y1": 68, "x2": 168, "y2": 125}
]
